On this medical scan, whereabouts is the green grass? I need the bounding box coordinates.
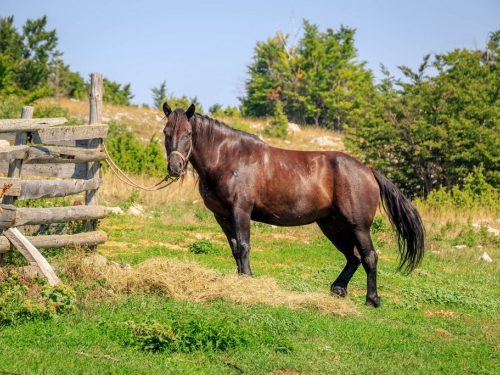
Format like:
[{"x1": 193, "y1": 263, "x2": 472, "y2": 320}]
[{"x1": 1, "y1": 208, "x2": 500, "y2": 374}]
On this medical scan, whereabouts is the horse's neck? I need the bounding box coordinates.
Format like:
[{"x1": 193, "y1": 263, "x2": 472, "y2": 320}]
[{"x1": 189, "y1": 117, "x2": 225, "y2": 177}]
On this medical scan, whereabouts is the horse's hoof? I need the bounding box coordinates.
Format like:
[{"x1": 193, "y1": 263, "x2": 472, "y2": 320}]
[
  {"x1": 365, "y1": 295, "x2": 381, "y2": 308},
  {"x1": 331, "y1": 285, "x2": 347, "y2": 297}
]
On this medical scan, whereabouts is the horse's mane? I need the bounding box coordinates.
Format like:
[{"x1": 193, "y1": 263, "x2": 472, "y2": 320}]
[{"x1": 191, "y1": 113, "x2": 263, "y2": 146}]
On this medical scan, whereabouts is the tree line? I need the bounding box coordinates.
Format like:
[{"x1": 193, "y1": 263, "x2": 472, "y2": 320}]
[
  {"x1": 0, "y1": 15, "x2": 134, "y2": 106},
  {"x1": 241, "y1": 20, "x2": 500, "y2": 197},
  {"x1": 2, "y1": 15, "x2": 499, "y2": 197}
]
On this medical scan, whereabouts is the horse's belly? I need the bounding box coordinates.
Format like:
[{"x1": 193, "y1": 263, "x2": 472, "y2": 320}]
[{"x1": 251, "y1": 201, "x2": 331, "y2": 226}]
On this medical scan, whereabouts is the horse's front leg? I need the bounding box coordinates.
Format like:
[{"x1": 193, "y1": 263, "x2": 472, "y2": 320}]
[
  {"x1": 232, "y1": 207, "x2": 252, "y2": 276},
  {"x1": 214, "y1": 214, "x2": 241, "y2": 272}
]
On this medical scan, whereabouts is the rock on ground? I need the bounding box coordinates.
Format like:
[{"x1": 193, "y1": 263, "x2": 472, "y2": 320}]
[
  {"x1": 478, "y1": 252, "x2": 493, "y2": 262},
  {"x1": 287, "y1": 123, "x2": 301, "y2": 132}
]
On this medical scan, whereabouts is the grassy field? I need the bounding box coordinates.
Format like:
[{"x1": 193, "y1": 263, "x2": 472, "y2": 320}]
[
  {"x1": 1, "y1": 174, "x2": 499, "y2": 374},
  {"x1": 1, "y1": 100, "x2": 499, "y2": 373}
]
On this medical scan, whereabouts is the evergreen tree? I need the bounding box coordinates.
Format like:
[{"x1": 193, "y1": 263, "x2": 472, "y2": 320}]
[
  {"x1": 151, "y1": 80, "x2": 167, "y2": 108},
  {"x1": 347, "y1": 31, "x2": 500, "y2": 196},
  {"x1": 241, "y1": 20, "x2": 374, "y2": 130},
  {"x1": 103, "y1": 78, "x2": 134, "y2": 106}
]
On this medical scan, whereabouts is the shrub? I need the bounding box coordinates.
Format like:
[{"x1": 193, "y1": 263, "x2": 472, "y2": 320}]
[
  {"x1": 104, "y1": 120, "x2": 167, "y2": 177},
  {"x1": 0, "y1": 95, "x2": 23, "y2": 118},
  {"x1": 126, "y1": 315, "x2": 254, "y2": 353},
  {"x1": 0, "y1": 271, "x2": 76, "y2": 326},
  {"x1": 263, "y1": 101, "x2": 288, "y2": 139},
  {"x1": 425, "y1": 165, "x2": 500, "y2": 214},
  {"x1": 188, "y1": 239, "x2": 222, "y2": 254}
]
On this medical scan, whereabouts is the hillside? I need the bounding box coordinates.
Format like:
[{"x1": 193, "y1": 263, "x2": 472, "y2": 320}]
[{"x1": 39, "y1": 98, "x2": 346, "y2": 152}]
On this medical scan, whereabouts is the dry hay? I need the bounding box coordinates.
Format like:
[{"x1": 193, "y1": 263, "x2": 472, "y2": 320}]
[{"x1": 83, "y1": 255, "x2": 357, "y2": 316}]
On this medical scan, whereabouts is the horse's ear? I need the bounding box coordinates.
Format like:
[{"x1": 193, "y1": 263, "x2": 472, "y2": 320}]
[
  {"x1": 186, "y1": 104, "x2": 195, "y2": 119},
  {"x1": 163, "y1": 102, "x2": 172, "y2": 117}
]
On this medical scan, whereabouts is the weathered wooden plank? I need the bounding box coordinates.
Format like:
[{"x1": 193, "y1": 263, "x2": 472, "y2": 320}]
[
  {"x1": 86, "y1": 73, "x2": 104, "y2": 233},
  {"x1": 24, "y1": 145, "x2": 106, "y2": 164},
  {"x1": 0, "y1": 145, "x2": 104, "y2": 164},
  {"x1": 0, "y1": 133, "x2": 16, "y2": 141},
  {"x1": 0, "y1": 161, "x2": 87, "y2": 179},
  {"x1": 4, "y1": 228, "x2": 60, "y2": 285},
  {"x1": 26, "y1": 231, "x2": 107, "y2": 249},
  {"x1": 37, "y1": 139, "x2": 88, "y2": 147},
  {"x1": 0, "y1": 236, "x2": 9, "y2": 254},
  {"x1": 3, "y1": 106, "x2": 32, "y2": 206},
  {"x1": 0, "y1": 145, "x2": 29, "y2": 161},
  {"x1": 0, "y1": 117, "x2": 67, "y2": 133},
  {"x1": 0, "y1": 108, "x2": 31, "y2": 265},
  {"x1": 0, "y1": 178, "x2": 21, "y2": 196},
  {"x1": 1, "y1": 230, "x2": 108, "y2": 253},
  {"x1": 0, "y1": 204, "x2": 16, "y2": 230},
  {"x1": 32, "y1": 124, "x2": 108, "y2": 144},
  {"x1": 19, "y1": 178, "x2": 103, "y2": 200},
  {"x1": 14, "y1": 205, "x2": 109, "y2": 226}
]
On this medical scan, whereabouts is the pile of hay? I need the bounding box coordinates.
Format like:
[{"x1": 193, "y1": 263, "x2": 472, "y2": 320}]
[{"x1": 78, "y1": 255, "x2": 357, "y2": 316}]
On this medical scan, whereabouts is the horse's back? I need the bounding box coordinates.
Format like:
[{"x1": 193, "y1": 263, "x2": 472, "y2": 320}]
[{"x1": 249, "y1": 146, "x2": 379, "y2": 227}]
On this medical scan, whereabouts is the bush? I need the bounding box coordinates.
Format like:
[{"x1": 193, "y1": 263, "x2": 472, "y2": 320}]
[
  {"x1": 425, "y1": 165, "x2": 500, "y2": 214},
  {"x1": 0, "y1": 95, "x2": 23, "y2": 119},
  {"x1": 263, "y1": 101, "x2": 288, "y2": 139},
  {"x1": 188, "y1": 239, "x2": 222, "y2": 255},
  {"x1": 104, "y1": 121, "x2": 168, "y2": 177},
  {"x1": 33, "y1": 103, "x2": 85, "y2": 125},
  {"x1": 126, "y1": 315, "x2": 254, "y2": 353},
  {"x1": 0, "y1": 271, "x2": 76, "y2": 326}
]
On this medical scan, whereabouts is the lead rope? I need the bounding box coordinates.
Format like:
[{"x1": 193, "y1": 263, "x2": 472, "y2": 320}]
[{"x1": 102, "y1": 142, "x2": 182, "y2": 191}]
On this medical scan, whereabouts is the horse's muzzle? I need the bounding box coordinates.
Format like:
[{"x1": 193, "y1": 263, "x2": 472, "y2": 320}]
[{"x1": 167, "y1": 154, "x2": 184, "y2": 177}]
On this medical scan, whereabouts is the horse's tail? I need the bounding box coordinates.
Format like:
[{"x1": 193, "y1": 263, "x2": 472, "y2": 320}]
[{"x1": 372, "y1": 170, "x2": 425, "y2": 273}]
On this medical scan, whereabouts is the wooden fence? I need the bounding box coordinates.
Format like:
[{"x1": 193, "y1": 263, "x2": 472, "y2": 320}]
[{"x1": 0, "y1": 73, "x2": 110, "y2": 284}]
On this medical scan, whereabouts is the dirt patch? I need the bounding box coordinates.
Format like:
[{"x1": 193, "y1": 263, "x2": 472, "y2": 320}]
[
  {"x1": 82, "y1": 255, "x2": 358, "y2": 316},
  {"x1": 102, "y1": 241, "x2": 138, "y2": 249},
  {"x1": 268, "y1": 233, "x2": 302, "y2": 242}
]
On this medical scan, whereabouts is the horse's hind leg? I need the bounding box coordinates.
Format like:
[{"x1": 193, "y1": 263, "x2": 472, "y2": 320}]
[
  {"x1": 353, "y1": 229, "x2": 380, "y2": 307},
  {"x1": 316, "y1": 218, "x2": 361, "y2": 297}
]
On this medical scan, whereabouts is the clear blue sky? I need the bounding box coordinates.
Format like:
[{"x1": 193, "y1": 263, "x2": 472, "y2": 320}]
[{"x1": 2, "y1": 0, "x2": 499, "y2": 111}]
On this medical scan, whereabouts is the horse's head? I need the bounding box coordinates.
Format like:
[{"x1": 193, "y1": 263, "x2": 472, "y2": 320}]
[{"x1": 162, "y1": 102, "x2": 195, "y2": 178}]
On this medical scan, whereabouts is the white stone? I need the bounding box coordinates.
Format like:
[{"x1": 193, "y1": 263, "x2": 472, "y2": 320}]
[
  {"x1": 454, "y1": 245, "x2": 467, "y2": 249},
  {"x1": 309, "y1": 136, "x2": 339, "y2": 148},
  {"x1": 287, "y1": 123, "x2": 301, "y2": 132},
  {"x1": 0, "y1": 140, "x2": 10, "y2": 148},
  {"x1": 155, "y1": 115, "x2": 163, "y2": 122},
  {"x1": 284, "y1": 140, "x2": 291, "y2": 144},
  {"x1": 478, "y1": 252, "x2": 493, "y2": 262},
  {"x1": 83, "y1": 254, "x2": 108, "y2": 267},
  {"x1": 126, "y1": 206, "x2": 142, "y2": 216},
  {"x1": 487, "y1": 227, "x2": 500, "y2": 236},
  {"x1": 108, "y1": 260, "x2": 131, "y2": 269},
  {"x1": 195, "y1": 233, "x2": 202, "y2": 240},
  {"x1": 108, "y1": 206, "x2": 124, "y2": 215},
  {"x1": 132, "y1": 203, "x2": 144, "y2": 213}
]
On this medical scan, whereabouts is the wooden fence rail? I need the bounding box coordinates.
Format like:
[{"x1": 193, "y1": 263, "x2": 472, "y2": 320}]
[{"x1": 0, "y1": 73, "x2": 109, "y2": 285}]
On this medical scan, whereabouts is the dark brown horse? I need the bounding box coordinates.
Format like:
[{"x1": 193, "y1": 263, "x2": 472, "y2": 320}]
[{"x1": 162, "y1": 102, "x2": 424, "y2": 307}]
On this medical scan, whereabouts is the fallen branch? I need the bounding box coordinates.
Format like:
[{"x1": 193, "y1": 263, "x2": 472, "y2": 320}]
[{"x1": 75, "y1": 351, "x2": 119, "y2": 361}]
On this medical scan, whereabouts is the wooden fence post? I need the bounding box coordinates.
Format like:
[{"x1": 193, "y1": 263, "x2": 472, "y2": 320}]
[
  {"x1": 86, "y1": 73, "x2": 103, "y2": 231},
  {"x1": 0, "y1": 106, "x2": 32, "y2": 265}
]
